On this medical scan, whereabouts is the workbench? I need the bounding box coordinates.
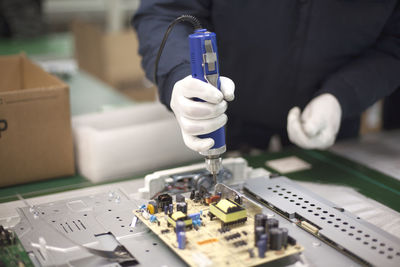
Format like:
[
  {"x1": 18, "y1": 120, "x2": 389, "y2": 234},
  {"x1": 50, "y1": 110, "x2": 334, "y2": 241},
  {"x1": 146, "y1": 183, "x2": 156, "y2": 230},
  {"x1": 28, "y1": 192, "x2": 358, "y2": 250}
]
[
  {"x1": 1, "y1": 31, "x2": 399, "y2": 226},
  {"x1": 1, "y1": 33, "x2": 400, "y2": 266}
]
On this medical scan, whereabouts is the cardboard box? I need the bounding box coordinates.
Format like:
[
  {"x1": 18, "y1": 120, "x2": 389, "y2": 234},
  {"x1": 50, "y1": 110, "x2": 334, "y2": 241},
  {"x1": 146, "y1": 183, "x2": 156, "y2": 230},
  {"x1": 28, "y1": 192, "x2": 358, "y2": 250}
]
[
  {"x1": 0, "y1": 54, "x2": 75, "y2": 186},
  {"x1": 72, "y1": 20, "x2": 156, "y2": 101}
]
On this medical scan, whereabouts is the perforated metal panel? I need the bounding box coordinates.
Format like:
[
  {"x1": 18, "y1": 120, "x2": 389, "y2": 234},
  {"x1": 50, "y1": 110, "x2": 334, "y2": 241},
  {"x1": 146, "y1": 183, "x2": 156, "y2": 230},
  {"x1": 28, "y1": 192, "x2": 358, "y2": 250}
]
[{"x1": 244, "y1": 176, "x2": 400, "y2": 267}]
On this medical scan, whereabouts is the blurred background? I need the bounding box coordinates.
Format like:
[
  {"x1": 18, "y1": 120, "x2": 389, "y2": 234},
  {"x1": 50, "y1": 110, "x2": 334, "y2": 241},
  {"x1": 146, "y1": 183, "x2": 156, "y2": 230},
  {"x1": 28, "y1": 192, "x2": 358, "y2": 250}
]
[
  {"x1": 1, "y1": 0, "x2": 399, "y2": 130},
  {"x1": 0, "y1": 0, "x2": 196, "y2": 185},
  {"x1": 0, "y1": 0, "x2": 156, "y2": 104}
]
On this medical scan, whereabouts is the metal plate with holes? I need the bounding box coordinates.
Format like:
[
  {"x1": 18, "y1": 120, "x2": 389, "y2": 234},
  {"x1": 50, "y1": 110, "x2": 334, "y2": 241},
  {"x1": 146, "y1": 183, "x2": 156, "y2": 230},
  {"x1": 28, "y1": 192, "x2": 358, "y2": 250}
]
[
  {"x1": 244, "y1": 176, "x2": 400, "y2": 267},
  {"x1": 13, "y1": 190, "x2": 186, "y2": 267}
]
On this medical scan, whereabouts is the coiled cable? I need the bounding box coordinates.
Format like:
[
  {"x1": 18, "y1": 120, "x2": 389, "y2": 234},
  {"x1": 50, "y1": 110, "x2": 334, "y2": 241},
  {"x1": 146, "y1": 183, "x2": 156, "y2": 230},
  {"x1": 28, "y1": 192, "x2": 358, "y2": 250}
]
[{"x1": 153, "y1": 15, "x2": 202, "y2": 85}]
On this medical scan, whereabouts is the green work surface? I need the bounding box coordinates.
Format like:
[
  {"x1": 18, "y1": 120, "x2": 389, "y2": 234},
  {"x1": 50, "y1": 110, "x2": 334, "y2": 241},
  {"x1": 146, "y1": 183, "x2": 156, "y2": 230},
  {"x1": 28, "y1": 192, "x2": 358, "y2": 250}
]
[
  {"x1": 1, "y1": 149, "x2": 399, "y2": 213},
  {"x1": 0, "y1": 33, "x2": 73, "y2": 58}
]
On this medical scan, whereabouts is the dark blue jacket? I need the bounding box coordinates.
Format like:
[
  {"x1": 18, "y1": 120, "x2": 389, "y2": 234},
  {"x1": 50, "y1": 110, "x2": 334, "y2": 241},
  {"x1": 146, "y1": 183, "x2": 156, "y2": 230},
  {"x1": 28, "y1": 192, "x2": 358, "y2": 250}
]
[{"x1": 133, "y1": 0, "x2": 400, "y2": 149}]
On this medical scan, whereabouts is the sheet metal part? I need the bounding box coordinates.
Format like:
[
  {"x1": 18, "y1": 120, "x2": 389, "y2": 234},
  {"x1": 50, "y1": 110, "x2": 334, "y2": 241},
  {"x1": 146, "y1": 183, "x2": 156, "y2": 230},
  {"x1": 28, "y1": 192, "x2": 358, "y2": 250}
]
[
  {"x1": 13, "y1": 190, "x2": 186, "y2": 267},
  {"x1": 6, "y1": 180, "x2": 363, "y2": 267},
  {"x1": 4, "y1": 159, "x2": 397, "y2": 267},
  {"x1": 244, "y1": 176, "x2": 400, "y2": 267},
  {"x1": 214, "y1": 183, "x2": 262, "y2": 215}
]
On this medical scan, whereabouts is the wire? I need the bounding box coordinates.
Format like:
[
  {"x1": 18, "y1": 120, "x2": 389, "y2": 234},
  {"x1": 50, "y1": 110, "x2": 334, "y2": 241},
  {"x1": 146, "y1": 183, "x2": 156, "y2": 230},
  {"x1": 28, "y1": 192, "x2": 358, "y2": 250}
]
[{"x1": 153, "y1": 15, "x2": 202, "y2": 85}]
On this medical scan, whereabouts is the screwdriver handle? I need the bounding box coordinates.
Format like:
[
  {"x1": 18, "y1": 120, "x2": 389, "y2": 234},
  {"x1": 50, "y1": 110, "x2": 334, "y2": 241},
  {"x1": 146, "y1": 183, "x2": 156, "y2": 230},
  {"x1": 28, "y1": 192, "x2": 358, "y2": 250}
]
[{"x1": 188, "y1": 29, "x2": 226, "y2": 152}]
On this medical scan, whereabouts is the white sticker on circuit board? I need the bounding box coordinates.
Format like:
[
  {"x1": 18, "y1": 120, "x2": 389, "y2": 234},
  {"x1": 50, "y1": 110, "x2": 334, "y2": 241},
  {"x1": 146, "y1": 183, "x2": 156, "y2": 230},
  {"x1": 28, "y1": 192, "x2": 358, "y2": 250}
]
[{"x1": 265, "y1": 156, "x2": 311, "y2": 173}]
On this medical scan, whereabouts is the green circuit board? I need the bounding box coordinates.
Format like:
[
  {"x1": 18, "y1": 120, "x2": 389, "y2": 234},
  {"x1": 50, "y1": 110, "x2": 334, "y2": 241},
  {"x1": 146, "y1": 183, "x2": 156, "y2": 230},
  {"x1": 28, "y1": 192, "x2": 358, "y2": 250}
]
[{"x1": 0, "y1": 226, "x2": 33, "y2": 267}]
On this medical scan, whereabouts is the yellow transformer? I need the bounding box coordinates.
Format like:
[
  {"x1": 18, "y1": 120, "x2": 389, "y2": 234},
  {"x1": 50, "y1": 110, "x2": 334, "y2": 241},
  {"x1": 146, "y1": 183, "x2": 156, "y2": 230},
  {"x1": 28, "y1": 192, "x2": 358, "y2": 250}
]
[
  {"x1": 209, "y1": 199, "x2": 247, "y2": 226},
  {"x1": 166, "y1": 211, "x2": 193, "y2": 229}
]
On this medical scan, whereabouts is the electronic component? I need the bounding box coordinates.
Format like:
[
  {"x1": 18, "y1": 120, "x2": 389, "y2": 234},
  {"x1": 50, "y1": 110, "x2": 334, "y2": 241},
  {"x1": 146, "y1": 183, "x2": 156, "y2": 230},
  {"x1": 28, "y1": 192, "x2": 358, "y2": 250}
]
[
  {"x1": 233, "y1": 240, "x2": 247, "y2": 247},
  {"x1": 0, "y1": 225, "x2": 15, "y2": 246},
  {"x1": 288, "y1": 235, "x2": 297, "y2": 246},
  {"x1": 147, "y1": 202, "x2": 156, "y2": 214},
  {"x1": 281, "y1": 227, "x2": 288, "y2": 248},
  {"x1": 300, "y1": 220, "x2": 319, "y2": 235},
  {"x1": 176, "y1": 202, "x2": 188, "y2": 214},
  {"x1": 6, "y1": 160, "x2": 397, "y2": 266},
  {"x1": 177, "y1": 231, "x2": 186, "y2": 249},
  {"x1": 224, "y1": 232, "x2": 241, "y2": 241},
  {"x1": 157, "y1": 193, "x2": 173, "y2": 213},
  {"x1": 209, "y1": 199, "x2": 247, "y2": 226},
  {"x1": 270, "y1": 228, "x2": 283, "y2": 250},
  {"x1": 0, "y1": 226, "x2": 33, "y2": 267},
  {"x1": 176, "y1": 194, "x2": 185, "y2": 203},
  {"x1": 257, "y1": 234, "x2": 268, "y2": 258},
  {"x1": 167, "y1": 211, "x2": 193, "y2": 229},
  {"x1": 176, "y1": 221, "x2": 186, "y2": 250},
  {"x1": 139, "y1": 153, "x2": 258, "y2": 200},
  {"x1": 217, "y1": 226, "x2": 231, "y2": 233},
  {"x1": 244, "y1": 176, "x2": 400, "y2": 267},
  {"x1": 136, "y1": 185, "x2": 304, "y2": 266},
  {"x1": 266, "y1": 218, "x2": 279, "y2": 232}
]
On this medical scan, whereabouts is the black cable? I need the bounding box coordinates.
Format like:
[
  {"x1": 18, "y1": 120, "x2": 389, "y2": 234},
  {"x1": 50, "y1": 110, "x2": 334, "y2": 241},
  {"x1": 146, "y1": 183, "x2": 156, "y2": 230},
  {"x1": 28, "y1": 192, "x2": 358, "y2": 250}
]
[{"x1": 153, "y1": 15, "x2": 202, "y2": 85}]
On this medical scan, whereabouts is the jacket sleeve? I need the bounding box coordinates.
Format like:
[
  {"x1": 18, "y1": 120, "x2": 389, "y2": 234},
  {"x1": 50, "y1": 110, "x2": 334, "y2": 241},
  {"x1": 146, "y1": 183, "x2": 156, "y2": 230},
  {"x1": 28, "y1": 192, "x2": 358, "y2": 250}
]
[
  {"x1": 132, "y1": 0, "x2": 211, "y2": 109},
  {"x1": 317, "y1": 3, "x2": 400, "y2": 119}
]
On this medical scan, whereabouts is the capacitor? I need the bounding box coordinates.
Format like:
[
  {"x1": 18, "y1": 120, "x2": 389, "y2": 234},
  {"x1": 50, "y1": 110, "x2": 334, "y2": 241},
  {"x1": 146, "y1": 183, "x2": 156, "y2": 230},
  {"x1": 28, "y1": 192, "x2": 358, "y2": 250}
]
[
  {"x1": 150, "y1": 215, "x2": 157, "y2": 223},
  {"x1": 254, "y1": 214, "x2": 264, "y2": 230},
  {"x1": 194, "y1": 192, "x2": 201, "y2": 202},
  {"x1": 176, "y1": 221, "x2": 186, "y2": 234},
  {"x1": 176, "y1": 194, "x2": 185, "y2": 203},
  {"x1": 168, "y1": 204, "x2": 173, "y2": 214},
  {"x1": 257, "y1": 234, "x2": 267, "y2": 258},
  {"x1": 147, "y1": 204, "x2": 155, "y2": 215},
  {"x1": 178, "y1": 231, "x2": 186, "y2": 249},
  {"x1": 164, "y1": 206, "x2": 168, "y2": 215},
  {"x1": 288, "y1": 235, "x2": 297, "y2": 246},
  {"x1": 261, "y1": 215, "x2": 268, "y2": 228},
  {"x1": 269, "y1": 228, "x2": 283, "y2": 250},
  {"x1": 266, "y1": 218, "x2": 279, "y2": 233},
  {"x1": 190, "y1": 190, "x2": 195, "y2": 200},
  {"x1": 234, "y1": 194, "x2": 242, "y2": 205},
  {"x1": 281, "y1": 228, "x2": 288, "y2": 248},
  {"x1": 176, "y1": 202, "x2": 188, "y2": 214},
  {"x1": 254, "y1": 226, "x2": 265, "y2": 246}
]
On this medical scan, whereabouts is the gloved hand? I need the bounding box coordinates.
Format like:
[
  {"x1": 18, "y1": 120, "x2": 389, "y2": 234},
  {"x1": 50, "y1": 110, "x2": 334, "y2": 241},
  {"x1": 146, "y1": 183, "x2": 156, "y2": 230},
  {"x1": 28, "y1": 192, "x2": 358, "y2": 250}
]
[
  {"x1": 287, "y1": 93, "x2": 342, "y2": 149},
  {"x1": 171, "y1": 75, "x2": 235, "y2": 152}
]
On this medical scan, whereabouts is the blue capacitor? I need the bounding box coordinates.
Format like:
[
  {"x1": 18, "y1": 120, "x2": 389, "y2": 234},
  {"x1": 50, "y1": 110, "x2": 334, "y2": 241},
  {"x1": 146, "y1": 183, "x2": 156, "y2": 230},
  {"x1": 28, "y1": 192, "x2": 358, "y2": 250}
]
[
  {"x1": 150, "y1": 215, "x2": 157, "y2": 223},
  {"x1": 257, "y1": 234, "x2": 268, "y2": 258},
  {"x1": 168, "y1": 204, "x2": 173, "y2": 215},
  {"x1": 189, "y1": 29, "x2": 225, "y2": 150},
  {"x1": 176, "y1": 221, "x2": 185, "y2": 234},
  {"x1": 188, "y1": 212, "x2": 201, "y2": 220},
  {"x1": 178, "y1": 231, "x2": 186, "y2": 249},
  {"x1": 164, "y1": 206, "x2": 168, "y2": 215}
]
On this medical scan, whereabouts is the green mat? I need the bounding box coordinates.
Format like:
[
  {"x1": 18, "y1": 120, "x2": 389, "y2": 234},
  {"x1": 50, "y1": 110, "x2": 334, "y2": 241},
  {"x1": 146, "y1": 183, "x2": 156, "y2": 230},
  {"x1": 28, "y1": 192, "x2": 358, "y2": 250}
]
[
  {"x1": 0, "y1": 33, "x2": 73, "y2": 58},
  {"x1": 1, "y1": 149, "x2": 399, "y2": 212}
]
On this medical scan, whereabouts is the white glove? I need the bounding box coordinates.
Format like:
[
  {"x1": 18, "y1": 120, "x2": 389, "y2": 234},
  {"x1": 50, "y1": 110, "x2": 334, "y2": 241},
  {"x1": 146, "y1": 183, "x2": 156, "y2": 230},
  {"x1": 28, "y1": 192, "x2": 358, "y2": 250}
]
[
  {"x1": 171, "y1": 75, "x2": 235, "y2": 152},
  {"x1": 287, "y1": 93, "x2": 342, "y2": 149}
]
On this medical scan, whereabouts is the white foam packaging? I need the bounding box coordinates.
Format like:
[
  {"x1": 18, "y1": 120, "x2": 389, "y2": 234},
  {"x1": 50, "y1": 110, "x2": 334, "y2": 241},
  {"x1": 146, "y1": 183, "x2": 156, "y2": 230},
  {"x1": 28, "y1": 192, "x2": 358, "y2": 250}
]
[{"x1": 72, "y1": 102, "x2": 202, "y2": 182}]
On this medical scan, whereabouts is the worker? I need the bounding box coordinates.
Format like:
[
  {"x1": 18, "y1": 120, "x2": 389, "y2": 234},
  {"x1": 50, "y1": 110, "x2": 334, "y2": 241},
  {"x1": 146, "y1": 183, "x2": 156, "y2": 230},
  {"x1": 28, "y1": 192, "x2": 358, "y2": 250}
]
[{"x1": 132, "y1": 1, "x2": 400, "y2": 152}]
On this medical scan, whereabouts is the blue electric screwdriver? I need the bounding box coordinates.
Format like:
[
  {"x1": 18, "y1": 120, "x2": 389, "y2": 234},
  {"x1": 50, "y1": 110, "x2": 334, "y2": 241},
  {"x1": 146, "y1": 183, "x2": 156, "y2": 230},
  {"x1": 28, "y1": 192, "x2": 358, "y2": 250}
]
[
  {"x1": 154, "y1": 15, "x2": 226, "y2": 184},
  {"x1": 189, "y1": 29, "x2": 225, "y2": 184}
]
